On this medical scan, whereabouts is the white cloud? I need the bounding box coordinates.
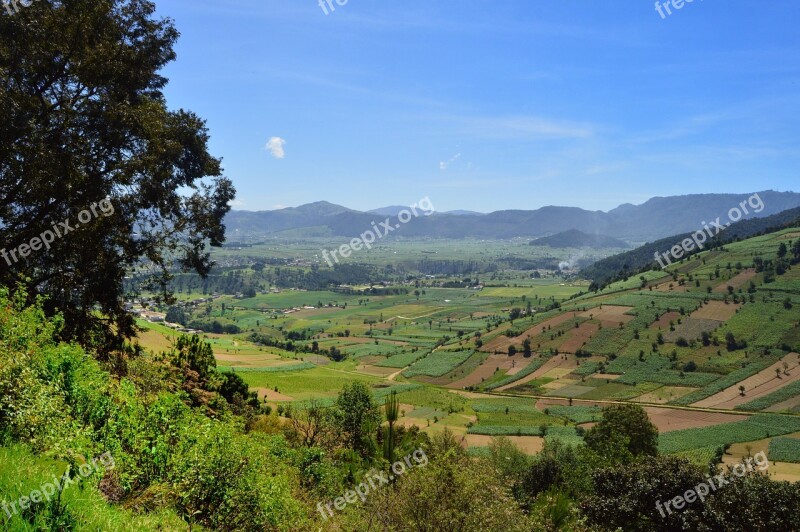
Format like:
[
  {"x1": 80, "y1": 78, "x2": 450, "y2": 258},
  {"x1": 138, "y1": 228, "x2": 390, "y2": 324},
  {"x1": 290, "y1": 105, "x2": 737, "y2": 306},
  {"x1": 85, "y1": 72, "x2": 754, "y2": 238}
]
[
  {"x1": 228, "y1": 199, "x2": 246, "y2": 207},
  {"x1": 266, "y1": 137, "x2": 286, "y2": 159}
]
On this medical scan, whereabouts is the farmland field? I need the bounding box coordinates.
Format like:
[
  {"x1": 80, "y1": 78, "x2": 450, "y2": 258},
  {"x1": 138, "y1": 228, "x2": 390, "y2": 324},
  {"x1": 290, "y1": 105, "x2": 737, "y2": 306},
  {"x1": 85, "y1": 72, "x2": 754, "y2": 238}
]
[{"x1": 131, "y1": 229, "x2": 800, "y2": 459}]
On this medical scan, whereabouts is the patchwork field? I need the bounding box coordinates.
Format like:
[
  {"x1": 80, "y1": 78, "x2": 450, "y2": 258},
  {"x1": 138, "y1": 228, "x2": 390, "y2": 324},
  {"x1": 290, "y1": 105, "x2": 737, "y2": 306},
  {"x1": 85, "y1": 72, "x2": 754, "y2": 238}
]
[
  {"x1": 693, "y1": 353, "x2": 800, "y2": 409},
  {"x1": 132, "y1": 229, "x2": 800, "y2": 459}
]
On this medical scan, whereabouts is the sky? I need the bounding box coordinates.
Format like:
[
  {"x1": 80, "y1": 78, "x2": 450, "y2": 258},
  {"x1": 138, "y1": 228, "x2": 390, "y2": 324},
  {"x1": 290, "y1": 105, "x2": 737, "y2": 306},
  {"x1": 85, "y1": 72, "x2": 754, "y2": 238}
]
[{"x1": 155, "y1": 0, "x2": 800, "y2": 213}]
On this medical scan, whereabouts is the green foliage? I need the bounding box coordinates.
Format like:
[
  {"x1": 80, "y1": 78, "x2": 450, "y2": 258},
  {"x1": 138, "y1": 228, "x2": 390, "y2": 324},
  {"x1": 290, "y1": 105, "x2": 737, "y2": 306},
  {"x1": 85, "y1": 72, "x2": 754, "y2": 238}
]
[
  {"x1": 0, "y1": 0, "x2": 235, "y2": 349},
  {"x1": 585, "y1": 404, "x2": 659, "y2": 458},
  {"x1": 333, "y1": 382, "x2": 382, "y2": 458}
]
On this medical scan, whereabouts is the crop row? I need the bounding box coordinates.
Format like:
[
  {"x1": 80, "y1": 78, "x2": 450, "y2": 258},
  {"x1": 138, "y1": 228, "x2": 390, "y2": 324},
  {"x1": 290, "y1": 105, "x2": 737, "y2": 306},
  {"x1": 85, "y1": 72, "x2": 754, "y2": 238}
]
[
  {"x1": 670, "y1": 359, "x2": 777, "y2": 405},
  {"x1": 659, "y1": 414, "x2": 800, "y2": 454},
  {"x1": 736, "y1": 380, "x2": 800, "y2": 412},
  {"x1": 402, "y1": 350, "x2": 474, "y2": 378},
  {"x1": 768, "y1": 437, "x2": 800, "y2": 463},
  {"x1": 483, "y1": 357, "x2": 549, "y2": 391}
]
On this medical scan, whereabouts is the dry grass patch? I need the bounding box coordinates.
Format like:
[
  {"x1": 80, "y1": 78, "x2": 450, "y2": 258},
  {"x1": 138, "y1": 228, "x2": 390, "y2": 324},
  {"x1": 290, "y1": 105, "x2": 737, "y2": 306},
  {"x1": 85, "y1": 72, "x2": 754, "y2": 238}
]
[
  {"x1": 691, "y1": 300, "x2": 741, "y2": 321},
  {"x1": 462, "y1": 434, "x2": 545, "y2": 455}
]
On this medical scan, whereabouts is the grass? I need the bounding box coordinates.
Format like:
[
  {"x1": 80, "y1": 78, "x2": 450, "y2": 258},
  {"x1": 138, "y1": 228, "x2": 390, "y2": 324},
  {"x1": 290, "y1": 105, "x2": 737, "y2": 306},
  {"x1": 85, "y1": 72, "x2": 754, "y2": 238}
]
[
  {"x1": 218, "y1": 362, "x2": 314, "y2": 373},
  {"x1": 240, "y1": 366, "x2": 382, "y2": 400},
  {"x1": 0, "y1": 445, "x2": 187, "y2": 531}
]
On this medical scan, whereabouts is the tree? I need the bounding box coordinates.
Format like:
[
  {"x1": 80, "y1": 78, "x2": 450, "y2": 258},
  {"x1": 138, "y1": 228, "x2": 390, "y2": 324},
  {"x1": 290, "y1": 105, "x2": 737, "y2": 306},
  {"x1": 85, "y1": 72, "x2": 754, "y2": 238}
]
[
  {"x1": 585, "y1": 404, "x2": 658, "y2": 458},
  {"x1": 778, "y1": 242, "x2": 788, "y2": 258},
  {"x1": 0, "y1": 0, "x2": 235, "y2": 350},
  {"x1": 508, "y1": 345, "x2": 517, "y2": 357},
  {"x1": 290, "y1": 400, "x2": 330, "y2": 448},
  {"x1": 334, "y1": 382, "x2": 381, "y2": 459},
  {"x1": 523, "y1": 338, "x2": 532, "y2": 358},
  {"x1": 383, "y1": 391, "x2": 399, "y2": 462}
]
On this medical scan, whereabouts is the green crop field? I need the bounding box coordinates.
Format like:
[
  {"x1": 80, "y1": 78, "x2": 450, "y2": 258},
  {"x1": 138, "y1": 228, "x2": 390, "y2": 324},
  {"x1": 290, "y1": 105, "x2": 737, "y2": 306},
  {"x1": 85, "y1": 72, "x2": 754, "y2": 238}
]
[
  {"x1": 402, "y1": 349, "x2": 474, "y2": 378},
  {"x1": 659, "y1": 415, "x2": 800, "y2": 454},
  {"x1": 768, "y1": 437, "x2": 800, "y2": 463}
]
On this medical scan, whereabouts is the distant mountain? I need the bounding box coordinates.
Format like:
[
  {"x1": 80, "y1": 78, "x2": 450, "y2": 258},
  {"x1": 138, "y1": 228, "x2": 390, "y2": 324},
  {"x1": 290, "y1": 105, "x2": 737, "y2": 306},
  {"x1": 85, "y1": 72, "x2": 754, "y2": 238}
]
[
  {"x1": 581, "y1": 205, "x2": 800, "y2": 286},
  {"x1": 368, "y1": 206, "x2": 484, "y2": 217},
  {"x1": 530, "y1": 229, "x2": 630, "y2": 249},
  {"x1": 367, "y1": 206, "x2": 413, "y2": 217},
  {"x1": 443, "y1": 210, "x2": 485, "y2": 216},
  {"x1": 224, "y1": 191, "x2": 800, "y2": 242}
]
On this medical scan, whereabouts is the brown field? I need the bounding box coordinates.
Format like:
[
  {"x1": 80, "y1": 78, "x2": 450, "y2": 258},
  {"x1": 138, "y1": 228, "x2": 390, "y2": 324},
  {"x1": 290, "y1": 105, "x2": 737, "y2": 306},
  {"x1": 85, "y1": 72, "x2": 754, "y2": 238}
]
[
  {"x1": 559, "y1": 322, "x2": 600, "y2": 353},
  {"x1": 215, "y1": 352, "x2": 293, "y2": 368},
  {"x1": 497, "y1": 354, "x2": 578, "y2": 392},
  {"x1": 462, "y1": 434, "x2": 545, "y2": 455},
  {"x1": 663, "y1": 318, "x2": 721, "y2": 343},
  {"x1": 714, "y1": 268, "x2": 756, "y2": 293},
  {"x1": 692, "y1": 353, "x2": 800, "y2": 409},
  {"x1": 354, "y1": 364, "x2": 397, "y2": 377},
  {"x1": 650, "y1": 311, "x2": 682, "y2": 330},
  {"x1": 447, "y1": 353, "x2": 533, "y2": 389},
  {"x1": 653, "y1": 281, "x2": 688, "y2": 293},
  {"x1": 255, "y1": 388, "x2": 294, "y2": 401},
  {"x1": 644, "y1": 407, "x2": 749, "y2": 433},
  {"x1": 137, "y1": 328, "x2": 175, "y2": 353},
  {"x1": 691, "y1": 300, "x2": 741, "y2": 321},
  {"x1": 578, "y1": 305, "x2": 636, "y2": 328},
  {"x1": 480, "y1": 312, "x2": 577, "y2": 353}
]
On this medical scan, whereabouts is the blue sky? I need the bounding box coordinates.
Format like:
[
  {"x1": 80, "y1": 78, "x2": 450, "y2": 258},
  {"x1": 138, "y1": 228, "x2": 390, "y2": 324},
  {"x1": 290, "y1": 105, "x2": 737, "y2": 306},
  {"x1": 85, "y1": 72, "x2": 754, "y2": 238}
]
[{"x1": 156, "y1": 1, "x2": 800, "y2": 213}]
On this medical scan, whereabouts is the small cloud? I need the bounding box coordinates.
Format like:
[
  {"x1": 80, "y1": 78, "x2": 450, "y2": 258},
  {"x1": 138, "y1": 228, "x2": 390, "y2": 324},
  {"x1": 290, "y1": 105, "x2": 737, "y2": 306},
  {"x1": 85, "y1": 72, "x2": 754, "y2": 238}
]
[
  {"x1": 439, "y1": 152, "x2": 461, "y2": 171},
  {"x1": 265, "y1": 137, "x2": 286, "y2": 159},
  {"x1": 228, "y1": 199, "x2": 246, "y2": 208}
]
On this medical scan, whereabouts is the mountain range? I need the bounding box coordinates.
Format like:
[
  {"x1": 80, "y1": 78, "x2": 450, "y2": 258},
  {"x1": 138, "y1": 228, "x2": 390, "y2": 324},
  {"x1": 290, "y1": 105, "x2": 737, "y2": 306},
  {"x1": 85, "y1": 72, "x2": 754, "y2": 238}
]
[{"x1": 224, "y1": 191, "x2": 800, "y2": 243}]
